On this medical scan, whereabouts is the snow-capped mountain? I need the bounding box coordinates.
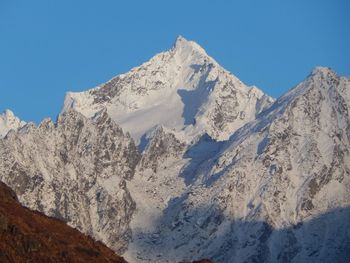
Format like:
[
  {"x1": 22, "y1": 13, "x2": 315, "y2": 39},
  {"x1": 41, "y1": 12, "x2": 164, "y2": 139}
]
[
  {"x1": 1, "y1": 36, "x2": 349, "y2": 263},
  {"x1": 124, "y1": 66, "x2": 350, "y2": 263},
  {"x1": 62, "y1": 36, "x2": 273, "y2": 145},
  {"x1": 0, "y1": 109, "x2": 25, "y2": 138}
]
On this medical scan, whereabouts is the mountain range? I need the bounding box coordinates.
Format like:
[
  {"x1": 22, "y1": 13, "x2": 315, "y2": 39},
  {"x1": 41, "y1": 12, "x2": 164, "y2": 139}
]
[{"x1": 0, "y1": 36, "x2": 349, "y2": 263}]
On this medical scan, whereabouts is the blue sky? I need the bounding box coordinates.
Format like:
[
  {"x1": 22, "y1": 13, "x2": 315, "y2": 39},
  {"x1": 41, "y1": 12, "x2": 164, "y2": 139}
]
[{"x1": 0, "y1": 0, "x2": 349, "y2": 123}]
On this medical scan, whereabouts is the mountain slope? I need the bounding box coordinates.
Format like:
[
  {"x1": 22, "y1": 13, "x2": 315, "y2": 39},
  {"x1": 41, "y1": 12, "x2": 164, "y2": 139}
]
[
  {"x1": 0, "y1": 109, "x2": 25, "y2": 138},
  {"x1": 0, "y1": 109, "x2": 140, "y2": 253},
  {"x1": 126, "y1": 67, "x2": 350, "y2": 262},
  {"x1": 0, "y1": 181, "x2": 128, "y2": 263},
  {"x1": 62, "y1": 36, "x2": 273, "y2": 144}
]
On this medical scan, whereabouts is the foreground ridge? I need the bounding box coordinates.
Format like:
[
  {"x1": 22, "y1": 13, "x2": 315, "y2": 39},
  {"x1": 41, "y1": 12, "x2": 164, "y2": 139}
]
[{"x1": 0, "y1": 181, "x2": 128, "y2": 263}]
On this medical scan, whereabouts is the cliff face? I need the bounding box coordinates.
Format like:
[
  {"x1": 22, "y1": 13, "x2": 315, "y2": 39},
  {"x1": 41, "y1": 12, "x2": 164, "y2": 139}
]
[
  {"x1": 0, "y1": 181, "x2": 128, "y2": 263},
  {"x1": 0, "y1": 109, "x2": 25, "y2": 138},
  {"x1": 0, "y1": 109, "x2": 140, "y2": 253}
]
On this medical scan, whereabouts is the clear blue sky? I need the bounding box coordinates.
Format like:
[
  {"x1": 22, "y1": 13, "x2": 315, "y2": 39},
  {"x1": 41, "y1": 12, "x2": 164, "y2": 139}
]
[{"x1": 1, "y1": 0, "x2": 349, "y2": 123}]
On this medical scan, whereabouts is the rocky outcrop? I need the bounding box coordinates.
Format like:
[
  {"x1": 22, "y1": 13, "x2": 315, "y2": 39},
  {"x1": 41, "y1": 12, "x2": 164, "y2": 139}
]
[
  {"x1": 0, "y1": 109, "x2": 25, "y2": 138},
  {"x1": 0, "y1": 109, "x2": 140, "y2": 253}
]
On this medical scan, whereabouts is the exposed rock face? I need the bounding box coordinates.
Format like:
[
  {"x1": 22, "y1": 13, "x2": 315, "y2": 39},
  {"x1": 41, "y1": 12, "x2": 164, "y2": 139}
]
[
  {"x1": 0, "y1": 109, "x2": 25, "y2": 138},
  {"x1": 0, "y1": 181, "x2": 128, "y2": 263},
  {"x1": 138, "y1": 126, "x2": 187, "y2": 174},
  {"x1": 0, "y1": 109, "x2": 140, "y2": 253}
]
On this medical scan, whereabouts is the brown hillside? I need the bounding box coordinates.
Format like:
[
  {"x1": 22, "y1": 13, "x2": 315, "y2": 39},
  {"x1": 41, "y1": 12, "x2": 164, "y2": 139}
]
[{"x1": 0, "y1": 181, "x2": 127, "y2": 263}]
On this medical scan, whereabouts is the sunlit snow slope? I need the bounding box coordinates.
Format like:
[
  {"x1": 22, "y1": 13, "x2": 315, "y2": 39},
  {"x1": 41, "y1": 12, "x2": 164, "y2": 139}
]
[{"x1": 62, "y1": 36, "x2": 273, "y2": 144}]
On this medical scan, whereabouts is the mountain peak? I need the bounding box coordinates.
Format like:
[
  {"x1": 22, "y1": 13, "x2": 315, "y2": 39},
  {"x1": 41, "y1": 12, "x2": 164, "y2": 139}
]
[
  {"x1": 62, "y1": 36, "x2": 271, "y2": 144},
  {"x1": 0, "y1": 109, "x2": 26, "y2": 138},
  {"x1": 1, "y1": 109, "x2": 15, "y2": 118},
  {"x1": 174, "y1": 35, "x2": 187, "y2": 44},
  {"x1": 310, "y1": 66, "x2": 338, "y2": 79},
  {"x1": 172, "y1": 35, "x2": 208, "y2": 57}
]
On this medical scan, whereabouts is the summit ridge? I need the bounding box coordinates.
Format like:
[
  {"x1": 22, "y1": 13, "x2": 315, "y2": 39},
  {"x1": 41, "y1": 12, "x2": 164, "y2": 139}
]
[{"x1": 62, "y1": 36, "x2": 273, "y2": 144}]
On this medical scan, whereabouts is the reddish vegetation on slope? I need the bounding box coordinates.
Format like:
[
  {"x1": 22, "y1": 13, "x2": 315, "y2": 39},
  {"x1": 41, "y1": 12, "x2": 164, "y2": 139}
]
[{"x1": 0, "y1": 181, "x2": 127, "y2": 263}]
